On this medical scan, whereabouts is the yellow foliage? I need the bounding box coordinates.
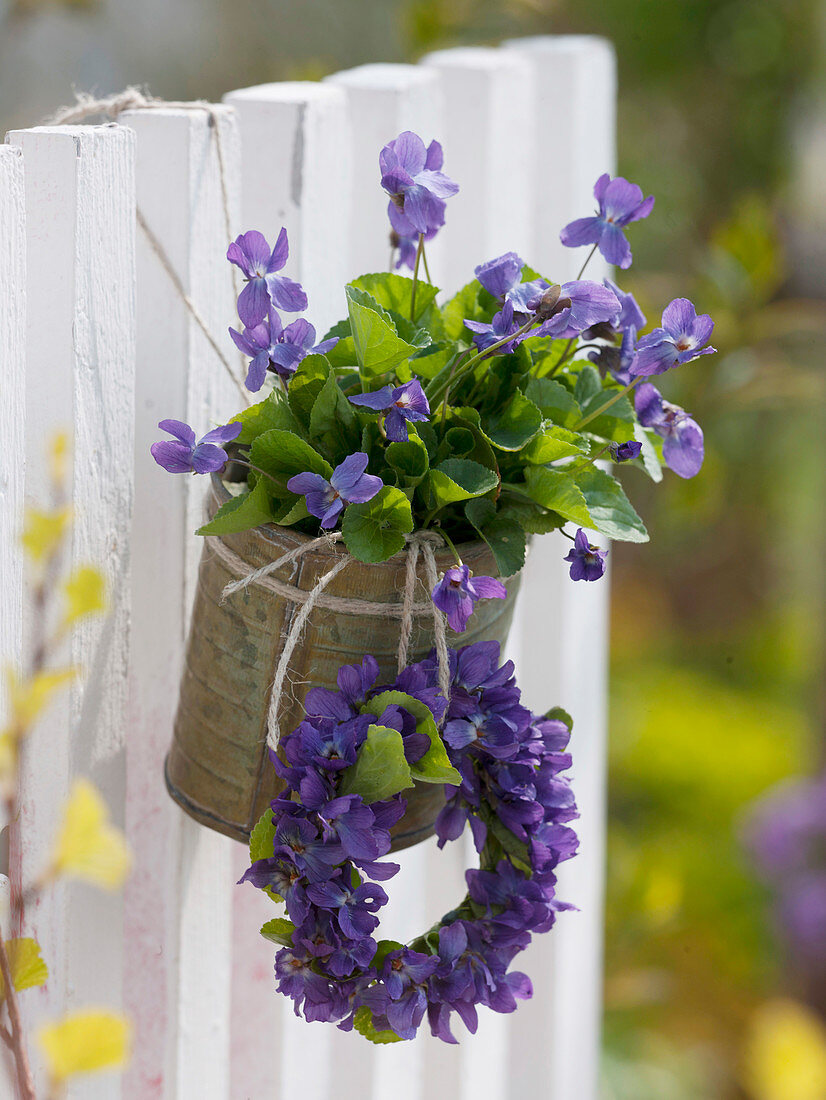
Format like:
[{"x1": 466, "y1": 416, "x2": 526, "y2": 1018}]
[
  {"x1": 0, "y1": 938, "x2": 48, "y2": 1000},
  {"x1": 742, "y1": 999, "x2": 826, "y2": 1100},
  {"x1": 61, "y1": 566, "x2": 106, "y2": 628},
  {"x1": 51, "y1": 779, "x2": 130, "y2": 890},
  {"x1": 4, "y1": 666, "x2": 76, "y2": 733},
  {"x1": 37, "y1": 1010, "x2": 131, "y2": 1082},
  {"x1": 48, "y1": 432, "x2": 70, "y2": 489},
  {"x1": 20, "y1": 506, "x2": 72, "y2": 564}
]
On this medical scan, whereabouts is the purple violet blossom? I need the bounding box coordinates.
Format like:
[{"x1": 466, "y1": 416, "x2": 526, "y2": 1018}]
[
  {"x1": 464, "y1": 299, "x2": 522, "y2": 354},
  {"x1": 532, "y1": 280, "x2": 621, "y2": 340},
  {"x1": 560, "y1": 173, "x2": 655, "y2": 269},
  {"x1": 230, "y1": 307, "x2": 338, "y2": 391},
  {"x1": 587, "y1": 279, "x2": 646, "y2": 383},
  {"x1": 563, "y1": 529, "x2": 608, "y2": 582},
  {"x1": 632, "y1": 298, "x2": 716, "y2": 376},
  {"x1": 380, "y1": 132, "x2": 459, "y2": 237},
  {"x1": 348, "y1": 380, "x2": 430, "y2": 442},
  {"x1": 287, "y1": 453, "x2": 383, "y2": 529},
  {"x1": 610, "y1": 440, "x2": 642, "y2": 462},
  {"x1": 475, "y1": 252, "x2": 526, "y2": 300},
  {"x1": 150, "y1": 419, "x2": 241, "y2": 474},
  {"x1": 226, "y1": 228, "x2": 308, "y2": 327},
  {"x1": 392, "y1": 226, "x2": 437, "y2": 272},
  {"x1": 432, "y1": 564, "x2": 507, "y2": 633},
  {"x1": 634, "y1": 383, "x2": 704, "y2": 479}
]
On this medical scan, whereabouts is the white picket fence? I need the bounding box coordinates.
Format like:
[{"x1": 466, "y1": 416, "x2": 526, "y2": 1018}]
[{"x1": 0, "y1": 35, "x2": 614, "y2": 1100}]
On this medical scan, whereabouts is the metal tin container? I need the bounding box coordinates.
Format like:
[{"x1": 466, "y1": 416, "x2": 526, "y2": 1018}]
[{"x1": 165, "y1": 474, "x2": 522, "y2": 850}]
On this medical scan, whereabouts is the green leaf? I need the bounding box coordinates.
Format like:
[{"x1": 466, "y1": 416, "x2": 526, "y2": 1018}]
[
  {"x1": 523, "y1": 378, "x2": 582, "y2": 428},
  {"x1": 353, "y1": 1006, "x2": 404, "y2": 1045},
  {"x1": 362, "y1": 691, "x2": 461, "y2": 786},
  {"x1": 545, "y1": 705, "x2": 573, "y2": 731},
  {"x1": 341, "y1": 486, "x2": 414, "y2": 563},
  {"x1": 522, "y1": 424, "x2": 588, "y2": 465},
  {"x1": 440, "y1": 279, "x2": 486, "y2": 341},
  {"x1": 477, "y1": 803, "x2": 531, "y2": 874},
  {"x1": 481, "y1": 390, "x2": 542, "y2": 451},
  {"x1": 385, "y1": 436, "x2": 429, "y2": 489},
  {"x1": 408, "y1": 342, "x2": 455, "y2": 380},
  {"x1": 271, "y1": 496, "x2": 309, "y2": 526},
  {"x1": 425, "y1": 458, "x2": 499, "y2": 508},
  {"x1": 345, "y1": 286, "x2": 418, "y2": 381},
  {"x1": 259, "y1": 918, "x2": 296, "y2": 947},
  {"x1": 287, "y1": 354, "x2": 332, "y2": 429},
  {"x1": 634, "y1": 423, "x2": 663, "y2": 483},
  {"x1": 339, "y1": 724, "x2": 414, "y2": 803},
  {"x1": 573, "y1": 466, "x2": 649, "y2": 543},
  {"x1": 309, "y1": 369, "x2": 357, "y2": 442},
  {"x1": 250, "y1": 429, "x2": 333, "y2": 487},
  {"x1": 523, "y1": 468, "x2": 592, "y2": 528},
  {"x1": 351, "y1": 271, "x2": 439, "y2": 324},
  {"x1": 249, "y1": 808, "x2": 277, "y2": 863},
  {"x1": 465, "y1": 499, "x2": 526, "y2": 577},
  {"x1": 196, "y1": 478, "x2": 273, "y2": 536},
  {"x1": 574, "y1": 364, "x2": 603, "y2": 407},
  {"x1": 325, "y1": 335, "x2": 359, "y2": 371},
  {"x1": 230, "y1": 392, "x2": 306, "y2": 445}
]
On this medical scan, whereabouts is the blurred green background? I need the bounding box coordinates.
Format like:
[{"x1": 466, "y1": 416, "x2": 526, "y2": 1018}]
[{"x1": 5, "y1": 0, "x2": 825, "y2": 1095}]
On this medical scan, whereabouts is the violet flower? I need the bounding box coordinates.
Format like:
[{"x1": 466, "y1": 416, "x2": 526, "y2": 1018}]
[
  {"x1": 563, "y1": 529, "x2": 608, "y2": 582},
  {"x1": 560, "y1": 173, "x2": 655, "y2": 269},
  {"x1": 464, "y1": 299, "x2": 522, "y2": 354},
  {"x1": 150, "y1": 419, "x2": 241, "y2": 474},
  {"x1": 532, "y1": 280, "x2": 621, "y2": 340},
  {"x1": 227, "y1": 228, "x2": 308, "y2": 327},
  {"x1": 287, "y1": 452, "x2": 383, "y2": 529},
  {"x1": 632, "y1": 298, "x2": 716, "y2": 376},
  {"x1": 634, "y1": 383, "x2": 704, "y2": 479},
  {"x1": 348, "y1": 380, "x2": 430, "y2": 442},
  {"x1": 380, "y1": 132, "x2": 459, "y2": 237},
  {"x1": 587, "y1": 279, "x2": 647, "y2": 383},
  {"x1": 392, "y1": 226, "x2": 437, "y2": 272},
  {"x1": 432, "y1": 564, "x2": 507, "y2": 633},
  {"x1": 230, "y1": 308, "x2": 338, "y2": 391},
  {"x1": 475, "y1": 252, "x2": 525, "y2": 300},
  {"x1": 610, "y1": 440, "x2": 642, "y2": 462}
]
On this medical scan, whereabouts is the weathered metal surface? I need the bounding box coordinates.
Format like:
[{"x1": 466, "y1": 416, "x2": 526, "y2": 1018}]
[{"x1": 166, "y1": 474, "x2": 522, "y2": 849}]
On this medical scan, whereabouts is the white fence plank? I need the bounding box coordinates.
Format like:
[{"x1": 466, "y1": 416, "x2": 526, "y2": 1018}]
[
  {"x1": 222, "y1": 82, "x2": 351, "y2": 337},
  {"x1": 503, "y1": 35, "x2": 616, "y2": 1100},
  {"x1": 120, "y1": 105, "x2": 242, "y2": 1100},
  {"x1": 6, "y1": 123, "x2": 136, "y2": 1100},
  {"x1": 324, "y1": 63, "x2": 444, "y2": 284},
  {"x1": 421, "y1": 47, "x2": 535, "y2": 296},
  {"x1": 0, "y1": 145, "x2": 26, "y2": 734}
]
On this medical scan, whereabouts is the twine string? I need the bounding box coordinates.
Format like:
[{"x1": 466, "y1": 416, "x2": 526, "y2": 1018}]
[
  {"x1": 213, "y1": 529, "x2": 450, "y2": 750},
  {"x1": 46, "y1": 87, "x2": 251, "y2": 405}
]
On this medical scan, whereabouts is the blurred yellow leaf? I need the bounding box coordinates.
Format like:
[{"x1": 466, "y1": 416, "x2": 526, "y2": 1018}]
[
  {"x1": 52, "y1": 779, "x2": 130, "y2": 890},
  {"x1": 21, "y1": 506, "x2": 71, "y2": 564},
  {"x1": 742, "y1": 999, "x2": 826, "y2": 1100},
  {"x1": 48, "y1": 432, "x2": 70, "y2": 489},
  {"x1": 4, "y1": 666, "x2": 76, "y2": 733},
  {"x1": 37, "y1": 1010, "x2": 130, "y2": 1082},
  {"x1": 61, "y1": 566, "x2": 106, "y2": 628},
  {"x1": 0, "y1": 938, "x2": 48, "y2": 1000}
]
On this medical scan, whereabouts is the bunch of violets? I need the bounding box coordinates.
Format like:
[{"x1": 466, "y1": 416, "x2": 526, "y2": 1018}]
[
  {"x1": 151, "y1": 129, "x2": 715, "y2": 593},
  {"x1": 239, "y1": 641, "x2": 578, "y2": 1043}
]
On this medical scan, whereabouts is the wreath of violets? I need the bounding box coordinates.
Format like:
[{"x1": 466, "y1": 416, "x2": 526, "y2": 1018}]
[
  {"x1": 149, "y1": 132, "x2": 715, "y2": 1041},
  {"x1": 239, "y1": 640, "x2": 578, "y2": 1044}
]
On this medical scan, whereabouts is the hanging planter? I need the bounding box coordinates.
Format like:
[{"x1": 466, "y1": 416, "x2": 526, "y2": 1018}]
[
  {"x1": 165, "y1": 471, "x2": 522, "y2": 846},
  {"x1": 151, "y1": 127, "x2": 715, "y2": 1043}
]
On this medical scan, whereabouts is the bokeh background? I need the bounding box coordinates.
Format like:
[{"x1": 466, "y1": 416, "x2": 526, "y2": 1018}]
[{"x1": 3, "y1": 1, "x2": 825, "y2": 1096}]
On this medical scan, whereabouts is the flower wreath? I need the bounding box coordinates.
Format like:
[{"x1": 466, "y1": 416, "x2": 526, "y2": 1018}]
[{"x1": 240, "y1": 640, "x2": 578, "y2": 1044}]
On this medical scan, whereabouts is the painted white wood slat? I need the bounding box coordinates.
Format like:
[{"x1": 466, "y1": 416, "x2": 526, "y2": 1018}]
[
  {"x1": 5, "y1": 123, "x2": 136, "y2": 1100},
  {"x1": 222, "y1": 82, "x2": 351, "y2": 337},
  {"x1": 420, "y1": 47, "x2": 535, "y2": 296},
  {"x1": 120, "y1": 105, "x2": 241, "y2": 1100},
  {"x1": 0, "y1": 145, "x2": 26, "y2": 734},
  {"x1": 502, "y1": 35, "x2": 617, "y2": 1100},
  {"x1": 324, "y1": 63, "x2": 444, "y2": 285}
]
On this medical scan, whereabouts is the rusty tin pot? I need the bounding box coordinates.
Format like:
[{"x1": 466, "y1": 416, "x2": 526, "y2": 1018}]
[{"x1": 165, "y1": 474, "x2": 522, "y2": 850}]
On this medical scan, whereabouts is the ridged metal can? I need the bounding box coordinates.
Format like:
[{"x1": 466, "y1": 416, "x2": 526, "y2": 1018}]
[{"x1": 165, "y1": 474, "x2": 522, "y2": 850}]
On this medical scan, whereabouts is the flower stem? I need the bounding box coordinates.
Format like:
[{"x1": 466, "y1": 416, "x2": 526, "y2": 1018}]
[
  {"x1": 427, "y1": 317, "x2": 536, "y2": 408},
  {"x1": 434, "y1": 526, "x2": 462, "y2": 566},
  {"x1": 566, "y1": 442, "x2": 612, "y2": 477},
  {"x1": 421, "y1": 242, "x2": 432, "y2": 285},
  {"x1": 574, "y1": 378, "x2": 640, "y2": 431},
  {"x1": 410, "y1": 234, "x2": 425, "y2": 321},
  {"x1": 0, "y1": 931, "x2": 36, "y2": 1100},
  {"x1": 576, "y1": 243, "x2": 598, "y2": 280}
]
